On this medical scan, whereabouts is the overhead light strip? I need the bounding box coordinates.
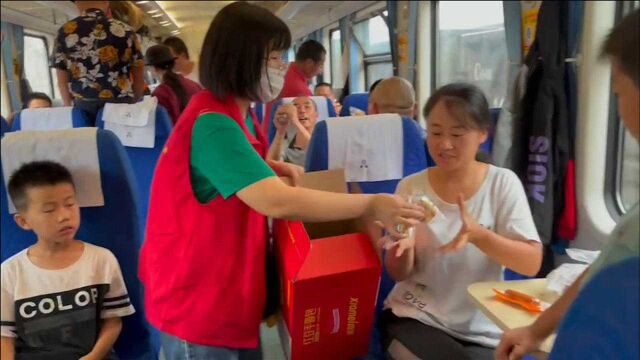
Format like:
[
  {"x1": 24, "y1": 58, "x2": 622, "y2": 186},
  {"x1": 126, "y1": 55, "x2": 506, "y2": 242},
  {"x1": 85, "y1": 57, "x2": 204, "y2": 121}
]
[{"x1": 132, "y1": 0, "x2": 181, "y2": 33}]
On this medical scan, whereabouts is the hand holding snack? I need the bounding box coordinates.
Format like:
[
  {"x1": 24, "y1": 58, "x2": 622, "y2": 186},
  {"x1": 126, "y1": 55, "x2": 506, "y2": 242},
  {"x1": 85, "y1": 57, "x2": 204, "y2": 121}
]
[
  {"x1": 412, "y1": 195, "x2": 438, "y2": 223},
  {"x1": 274, "y1": 104, "x2": 296, "y2": 132},
  {"x1": 394, "y1": 194, "x2": 440, "y2": 235}
]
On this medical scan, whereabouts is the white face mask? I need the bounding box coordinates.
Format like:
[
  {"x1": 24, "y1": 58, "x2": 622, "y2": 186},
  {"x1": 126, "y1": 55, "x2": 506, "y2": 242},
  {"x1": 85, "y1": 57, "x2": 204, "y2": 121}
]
[{"x1": 256, "y1": 65, "x2": 286, "y2": 103}]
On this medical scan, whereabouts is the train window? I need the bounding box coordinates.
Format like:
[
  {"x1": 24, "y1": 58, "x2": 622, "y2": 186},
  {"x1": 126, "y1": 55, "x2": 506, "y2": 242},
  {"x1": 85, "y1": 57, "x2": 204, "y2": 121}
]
[
  {"x1": 608, "y1": 0, "x2": 640, "y2": 215},
  {"x1": 366, "y1": 61, "x2": 393, "y2": 89},
  {"x1": 353, "y1": 15, "x2": 393, "y2": 90},
  {"x1": 353, "y1": 15, "x2": 391, "y2": 56},
  {"x1": 435, "y1": 1, "x2": 508, "y2": 108},
  {"x1": 24, "y1": 34, "x2": 54, "y2": 98},
  {"x1": 286, "y1": 47, "x2": 295, "y2": 63},
  {"x1": 619, "y1": 128, "x2": 639, "y2": 212},
  {"x1": 330, "y1": 29, "x2": 343, "y2": 87}
]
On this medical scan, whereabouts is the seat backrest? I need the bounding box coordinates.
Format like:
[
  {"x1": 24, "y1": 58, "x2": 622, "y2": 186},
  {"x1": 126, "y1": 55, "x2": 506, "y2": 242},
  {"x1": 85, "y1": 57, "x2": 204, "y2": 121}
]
[
  {"x1": 479, "y1": 108, "x2": 500, "y2": 155},
  {"x1": 96, "y1": 105, "x2": 172, "y2": 243},
  {"x1": 305, "y1": 115, "x2": 430, "y2": 194},
  {"x1": 0, "y1": 129, "x2": 155, "y2": 359},
  {"x1": 253, "y1": 102, "x2": 266, "y2": 125},
  {"x1": 549, "y1": 257, "x2": 639, "y2": 360},
  {"x1": 339, "y1": 92, "x2": 369, "y2": 117},
  {"x1": 11, "y1": 107, "x2": 91, "y2": 131},
  {"x1": 0, "y1": 116, "x2": 9, "y2": 137},
  {"x1": 267, "y1": 96, "x2": 336, "y2": 144}
]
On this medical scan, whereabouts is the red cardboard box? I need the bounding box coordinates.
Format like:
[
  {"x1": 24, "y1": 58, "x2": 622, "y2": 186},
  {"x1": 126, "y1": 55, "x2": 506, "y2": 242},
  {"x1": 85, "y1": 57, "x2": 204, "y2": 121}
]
[{"x1": 274, "y1": 169, "x2": 382, "y2": 360}]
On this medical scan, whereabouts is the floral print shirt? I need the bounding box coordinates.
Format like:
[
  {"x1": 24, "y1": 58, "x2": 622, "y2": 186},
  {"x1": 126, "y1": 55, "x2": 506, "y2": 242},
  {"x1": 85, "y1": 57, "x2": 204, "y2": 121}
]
[{"x1": 51, "y1": 9, "x2": 144, "y2": 101}]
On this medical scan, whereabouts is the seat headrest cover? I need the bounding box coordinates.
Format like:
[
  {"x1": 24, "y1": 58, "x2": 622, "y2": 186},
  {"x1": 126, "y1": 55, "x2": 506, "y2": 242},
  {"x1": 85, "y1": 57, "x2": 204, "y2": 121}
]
[
  {"x1": 102, "y1": 96, "x2": 157, "y2": 127},
  {"x1": 19, "y1": 107, "x2": 74, "y2": 131},
  {"x1": 1, "y1": 128, "x2": 104, "y2": 214},
  {"x1": 102, "y1": 96, "x2": 157, "y2": 148},
  {"x1": 325, "y1": 113, "x2": 404, "y2": 182}
]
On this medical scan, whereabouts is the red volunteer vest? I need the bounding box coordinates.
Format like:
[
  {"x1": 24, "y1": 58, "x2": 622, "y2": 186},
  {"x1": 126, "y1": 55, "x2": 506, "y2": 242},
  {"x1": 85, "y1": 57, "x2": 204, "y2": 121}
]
[{"x1": 139, "y1": 91, "x2": 269, "y2": 348}]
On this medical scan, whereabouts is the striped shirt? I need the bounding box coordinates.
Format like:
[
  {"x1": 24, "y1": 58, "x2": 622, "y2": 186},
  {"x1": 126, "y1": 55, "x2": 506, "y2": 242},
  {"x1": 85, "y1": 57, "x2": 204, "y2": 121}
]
[{"x1": 1, "y1": 242, "x2": 134, "y2": 359}]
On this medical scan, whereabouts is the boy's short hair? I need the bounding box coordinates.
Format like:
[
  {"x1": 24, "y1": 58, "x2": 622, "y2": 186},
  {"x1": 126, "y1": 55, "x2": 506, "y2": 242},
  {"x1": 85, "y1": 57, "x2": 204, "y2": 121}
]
[
  {"x1": 315, "y1": 82, "x2": 332, "y2": 90},
  {"x1": 7, "y1": 161, "x2": 75, "y2": 212},
  {"x1": 23, "y1": 92, "x2": 52, "y2": 109}
]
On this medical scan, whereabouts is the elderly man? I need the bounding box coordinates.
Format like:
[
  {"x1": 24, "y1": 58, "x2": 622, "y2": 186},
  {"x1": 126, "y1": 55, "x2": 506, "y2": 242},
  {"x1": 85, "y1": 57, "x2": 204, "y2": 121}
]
[
  {"x1": 368, "y1": 76, "x2": 417, "y2": 118},
  {"x1": 267, "y1": 96, "x2": 319, "y2": 167}
]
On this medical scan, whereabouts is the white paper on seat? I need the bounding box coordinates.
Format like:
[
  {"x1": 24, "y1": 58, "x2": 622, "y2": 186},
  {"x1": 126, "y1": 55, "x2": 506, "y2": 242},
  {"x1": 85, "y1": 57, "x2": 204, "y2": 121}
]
[
  {"x1": 102, "y1": 96, "x2": 157, "y2": 148},
  {"x1": 546, "y1": 263, "x2": 588, "y2": 295},
  {"x1": 19, "y1": 107, "x2": 74, "y2": 131},
  {"x1": 326, "y1": 114, "x2": 404, "y2": 182},
  {"x1": 1, "y1": 128, "x2": 104, "y2": 214}
]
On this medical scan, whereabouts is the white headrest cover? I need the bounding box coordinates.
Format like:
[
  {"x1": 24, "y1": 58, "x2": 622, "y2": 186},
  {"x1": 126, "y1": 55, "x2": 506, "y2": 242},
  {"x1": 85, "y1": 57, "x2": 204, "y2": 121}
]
[
  {"x1": 102, "y1": 96, "x2": 157, "y2": 148},
  {"x1": 325, "y1": 113, "x2": 404, "y2": 182},
  {"x1": 2, "y1": 128, "x2": 104, "y2": 214},
  {"x1": 19, "y1": 107, "x2": 74, "y2": 131}
]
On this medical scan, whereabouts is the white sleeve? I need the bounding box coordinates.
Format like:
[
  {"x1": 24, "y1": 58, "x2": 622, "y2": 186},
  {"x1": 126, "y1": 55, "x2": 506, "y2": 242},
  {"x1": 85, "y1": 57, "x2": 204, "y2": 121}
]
[
  {"x1": 1, "y1": 263, "x2": 17, "y2": 338},
  {"x1": 394, "y1": 176, "x2": 412, "y2": 196},
  {"x1": 101, "y1": 252, "x2": 135, "y2": 319},
  {"x1": 495, "y1": 170, "x2": 541, "y2": 243}
]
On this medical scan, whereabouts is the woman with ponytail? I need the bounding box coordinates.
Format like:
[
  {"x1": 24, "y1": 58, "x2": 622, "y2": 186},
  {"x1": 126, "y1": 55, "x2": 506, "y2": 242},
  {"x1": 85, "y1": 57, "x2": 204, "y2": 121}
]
[{"x1": 144, "y1": 44, "x2": 202, "y2": 124}]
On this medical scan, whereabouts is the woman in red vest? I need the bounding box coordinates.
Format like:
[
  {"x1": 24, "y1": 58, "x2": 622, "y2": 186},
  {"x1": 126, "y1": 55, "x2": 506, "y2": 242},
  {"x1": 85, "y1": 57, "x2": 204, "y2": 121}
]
[{"x1": 139, "y1": 3, "x2": 425, "y2": 359}]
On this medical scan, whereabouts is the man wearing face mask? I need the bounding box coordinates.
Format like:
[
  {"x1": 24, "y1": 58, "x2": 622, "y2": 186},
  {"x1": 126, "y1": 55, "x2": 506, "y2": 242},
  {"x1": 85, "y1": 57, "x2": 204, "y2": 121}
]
[{"x1": 262, "y1": 40, "x2": 326, "y2": 134}]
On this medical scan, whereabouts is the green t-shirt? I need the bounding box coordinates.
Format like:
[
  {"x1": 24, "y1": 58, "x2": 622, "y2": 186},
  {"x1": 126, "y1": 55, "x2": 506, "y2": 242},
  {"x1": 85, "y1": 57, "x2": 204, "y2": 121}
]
[
  {"x1": 583, "y1": 204, "x2": 639, "y2": 285},
  {"x1": 190, "y1": 113, "x2": 275, "y2": 203}
]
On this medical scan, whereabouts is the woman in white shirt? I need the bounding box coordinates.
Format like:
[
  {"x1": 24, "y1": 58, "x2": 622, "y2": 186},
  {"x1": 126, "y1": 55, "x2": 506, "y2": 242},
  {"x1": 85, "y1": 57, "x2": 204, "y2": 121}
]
[{"x1": 379, "y1": 83, "x2": 543, "y2": 360}]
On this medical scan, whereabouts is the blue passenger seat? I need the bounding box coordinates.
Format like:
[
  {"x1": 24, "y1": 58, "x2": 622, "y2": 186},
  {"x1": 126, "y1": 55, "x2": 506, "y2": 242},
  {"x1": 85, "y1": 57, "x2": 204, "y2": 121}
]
[
  {"x1": 96, "y1": 100, "x2": 172, "y2": 243},
  {"x1": 0, "y1": 129, "x2": 155, "y2": 359},
  {"x1": 339, "y1": 92, "x2": 369, "y2": 117}
]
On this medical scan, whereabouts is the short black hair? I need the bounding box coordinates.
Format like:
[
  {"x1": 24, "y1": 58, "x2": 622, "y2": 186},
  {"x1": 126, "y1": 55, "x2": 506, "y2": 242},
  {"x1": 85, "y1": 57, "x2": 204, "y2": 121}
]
[
  {"x1": 369, "y1": 79, "x2": 383, "y2": 93},
  {"x1": 315, "y1": 82, "x2": 332, "y2": 89},
  {"x1": 23, "y1": 92, "x2": 52, "y2": 109},
  {"x1": 163, "y1": 36, "x2": 190, "y2": 60},
  {"x1": 295, "y1": 40, "x2": 326, "y2": 63},
  {"x1": 8, "y1": 161, "x2": 75, "y2": 212},
  {"x1": 601, "y1": 9, "x2": 639, "y2": 87},
  {"x1": 424, "y1": 83, "x2": 491, "y2": 131},
  {"x1": 199, "y1": 2, "x2": 291, "y2": 100}
]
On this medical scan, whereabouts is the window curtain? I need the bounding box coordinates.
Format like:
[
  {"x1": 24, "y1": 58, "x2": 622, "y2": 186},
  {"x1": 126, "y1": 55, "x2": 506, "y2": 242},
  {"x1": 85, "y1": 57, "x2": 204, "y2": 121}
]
[
  {"x1": 386, "y1": 1, "x2": 398, "y2": 76},
  {"x1": 394, "y1": 1, "x2": 419, "y2": 85},
  {"x1": 338, "y1": 14, "x2": 354, "y2": 96},
  {"x1": 309, "y1": 29, "x2": 324, "y2": 83},
  {"x1": 1, "y1": 21, "x2": 25, "y2": 112}
]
